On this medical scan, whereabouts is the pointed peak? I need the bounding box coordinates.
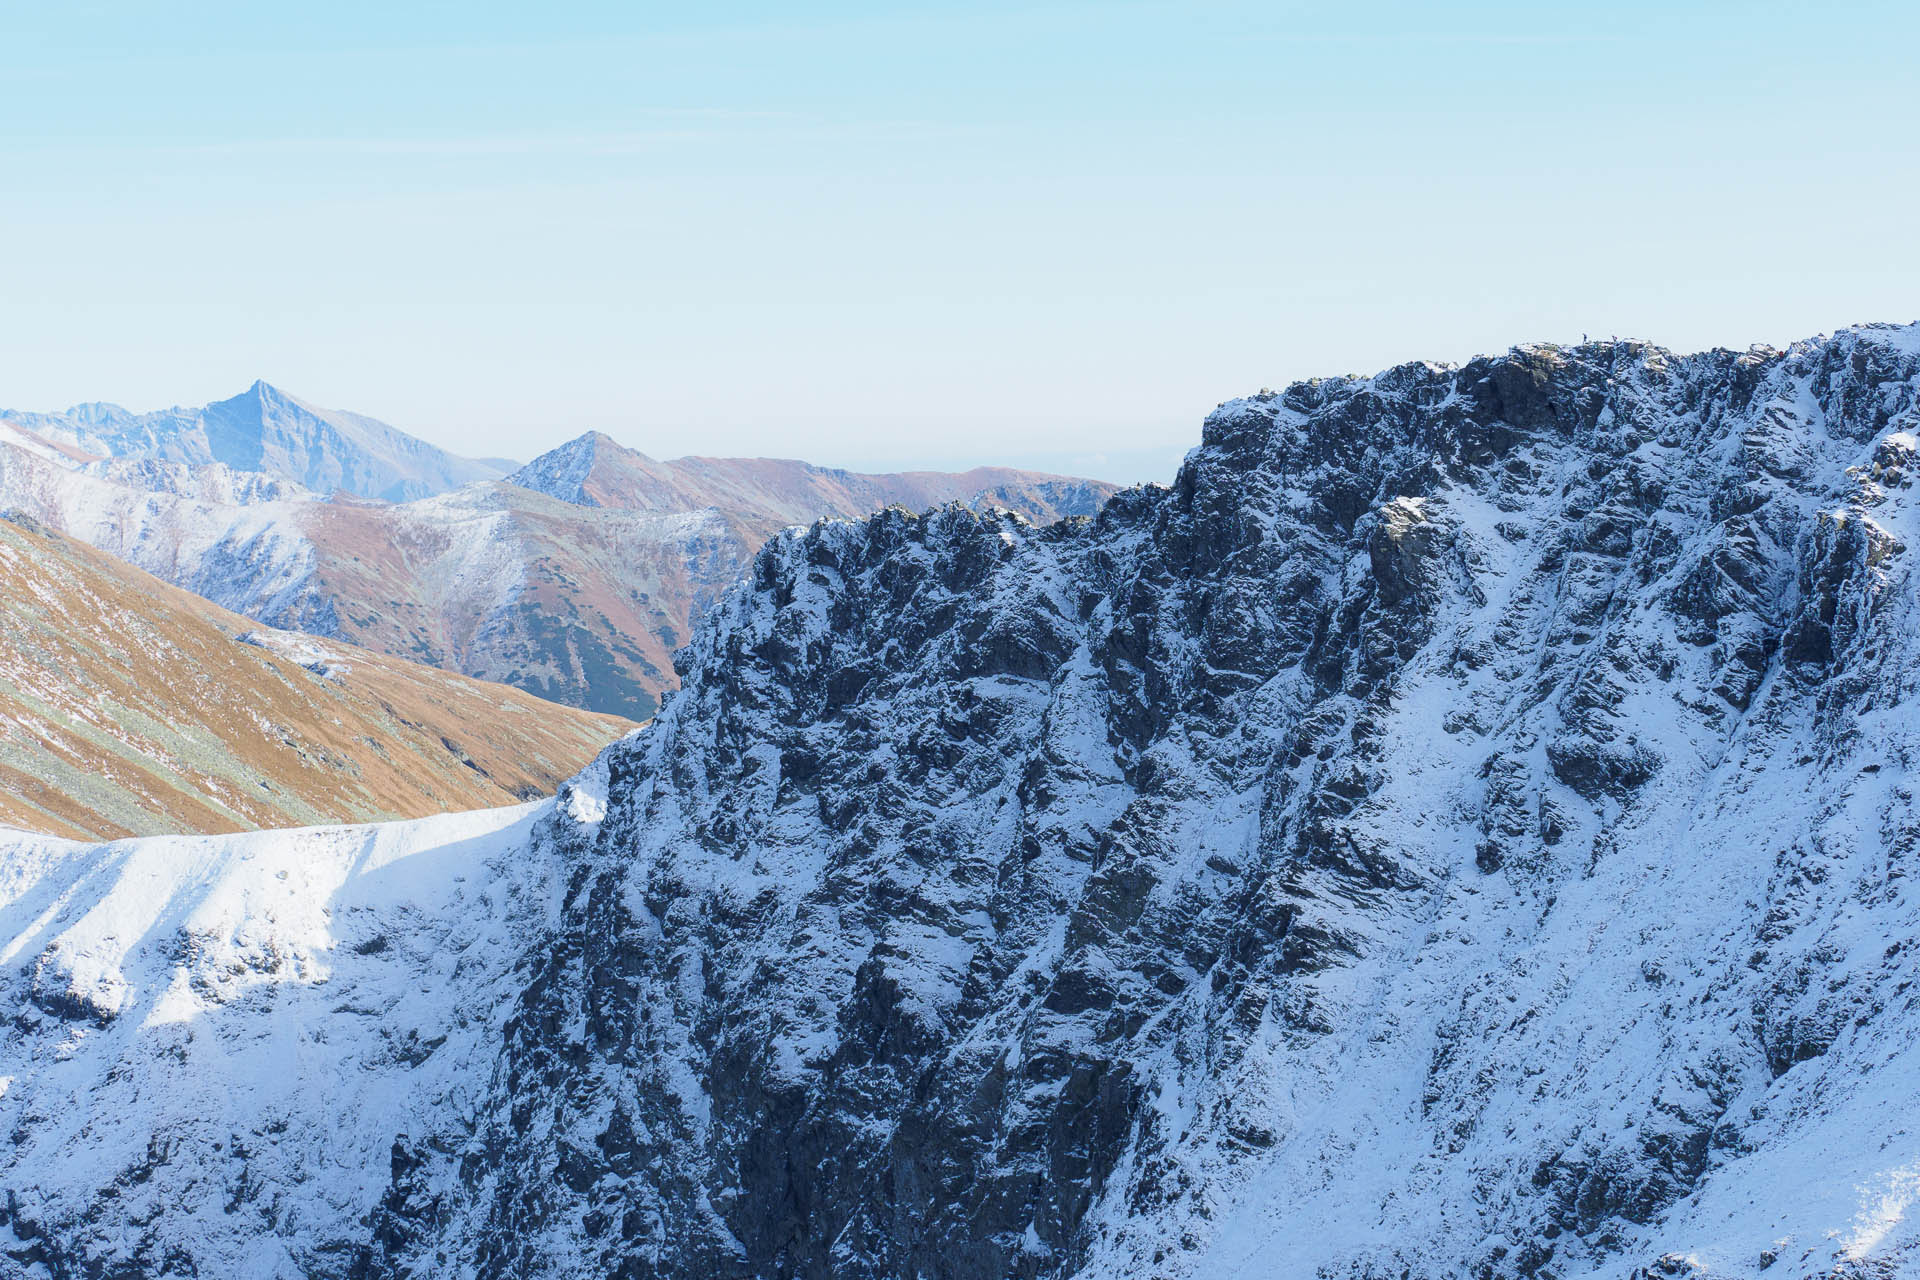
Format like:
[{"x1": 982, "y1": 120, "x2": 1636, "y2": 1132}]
[
  {"x1": 208, "y1": 380, "x2": 294, "y2": 414},
  {"x1": 522, "y1": 432, "x2": 601, "y2": 470},
  {"x1": 546, "y1": 430, "x2": 651, "y2": 465},
  {"x1": 506, "y1": 431, "x2": 657, "y2": 507},
  {"x1": 236, "y1": 380, "x2": 326, "y2": 412},
  {"x1": 208, "y1": 381, "x2": 336, "y2": 430}
]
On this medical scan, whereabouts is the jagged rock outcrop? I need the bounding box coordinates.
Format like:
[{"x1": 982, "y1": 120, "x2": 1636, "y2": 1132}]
[{"x1": 6, "y1": 325, "x2": 1920, "y2": 1279}]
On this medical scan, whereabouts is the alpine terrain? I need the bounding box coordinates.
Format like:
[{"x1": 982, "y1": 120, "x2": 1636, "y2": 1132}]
[
  {"x1": 0, "y1": 403, "x2": 1114, "y2": 720},
  {"x1": 0, "y1": 512, "x2": 633, "y2": 840},
  {"x1": 0, "y1": 382, "x2": 511, "y2": 502},
  {"x1": 6, "y1": 324, "x2": 1920, "y2": 1279}
]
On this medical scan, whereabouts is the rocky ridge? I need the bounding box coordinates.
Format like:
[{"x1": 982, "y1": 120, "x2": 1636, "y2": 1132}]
[
  {"x1": 5, "y1": 325, "x2": 1920, "y2": 1278},
  {"x1": 508, "y1": 429, "x2": 1114, "y2": 527}
]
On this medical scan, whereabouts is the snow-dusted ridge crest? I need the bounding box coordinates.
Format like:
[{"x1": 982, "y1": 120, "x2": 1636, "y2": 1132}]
[{"x1": 8, "y1": 323, "x2": 1920, "y2": 1278}]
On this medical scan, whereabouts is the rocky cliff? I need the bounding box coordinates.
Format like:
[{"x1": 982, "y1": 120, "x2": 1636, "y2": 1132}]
[{"x1": 6, "y1": 325, "x2": 1920, "y2": 1279}]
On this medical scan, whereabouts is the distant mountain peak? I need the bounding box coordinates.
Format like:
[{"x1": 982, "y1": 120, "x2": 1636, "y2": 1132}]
[
  {"x1": 221, "y1": 379, "x2": 314, "y2": 418},
  {"x1": 548, "y1": 429, "x2": 617, "y2": 461},
  {"x1": 507, "y1": 431, "x2": 658, "y2": 507},
  {"x1": 0, "y1": 384, "x2": 509, "y2": 502},
  {"x1": 569, "y1": 429, "x2": 647, "y2": 460}
]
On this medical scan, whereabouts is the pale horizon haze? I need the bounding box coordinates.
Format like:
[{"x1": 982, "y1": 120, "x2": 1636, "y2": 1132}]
[{"x1": 3, "y1": 1, "x2": 1917, "y2": 483}]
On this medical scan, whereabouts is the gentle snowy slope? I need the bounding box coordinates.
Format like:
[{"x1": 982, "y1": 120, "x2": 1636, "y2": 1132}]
[{"x1": 0, "y1": 803, "x2": 560, "y2": 1277}]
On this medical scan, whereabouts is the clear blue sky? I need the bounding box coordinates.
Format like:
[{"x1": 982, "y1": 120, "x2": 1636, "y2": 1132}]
[{"x1": 2, "y1": 2, "x2": 1915, "y2": 482}]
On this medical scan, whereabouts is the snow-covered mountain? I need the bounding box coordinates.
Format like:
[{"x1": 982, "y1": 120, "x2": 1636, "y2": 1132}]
[
  {"x1": 7, "y1": 324, "x2": 1920, "y2": 1278},
  {"x1": 0, "y1": 424, "x2": 1114, "y2": 719},
  {"x1": 0, "y1": 381, "x2": 508, "y2": 501}
]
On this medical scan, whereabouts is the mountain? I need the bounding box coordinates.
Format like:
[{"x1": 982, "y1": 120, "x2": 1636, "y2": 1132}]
[
  {"x1": 0, "y1": 424, "x2": 1116, "y2": 719},
  {"x1": 0, "y1": 512, "x2": 633, "y2": 840},
  {"x1": 0, "y1": 381, "x2": 508, "y2": 501},
  {"x1": 508, "y1": 429, "x2": 1118, "y2": 526},
  {"x1": 9, "y1": 324, "x2": 1920, "y2": 1277}
]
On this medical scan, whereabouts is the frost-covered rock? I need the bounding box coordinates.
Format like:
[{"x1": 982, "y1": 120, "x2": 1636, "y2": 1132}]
[{"x1": 7, "y1": 325, "x2": 1920, "y2": 1278}]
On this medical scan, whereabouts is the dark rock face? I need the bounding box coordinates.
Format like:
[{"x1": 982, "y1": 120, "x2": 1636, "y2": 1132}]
[
  {"x1": 377, "y1": 327, "x2": 1920, "y2": 1278},
  {"x1": 11, "y1": 326, "x2": 1920, "y2": 1279}
]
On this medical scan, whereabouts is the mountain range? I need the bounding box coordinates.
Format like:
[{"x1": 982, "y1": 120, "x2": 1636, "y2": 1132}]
[
  {"x1": 0, "y1": 380, "x2": 511, "y2": 502},
  {"x1": 509, "y1": 428, "x2": 1114, "y2": 521},
  {"x1": 0, "y1": 387, "x2": 1115, "y2": 718},
  {"x1": 5, "y1": 324, "x2": 1919, "y2": 1277}
]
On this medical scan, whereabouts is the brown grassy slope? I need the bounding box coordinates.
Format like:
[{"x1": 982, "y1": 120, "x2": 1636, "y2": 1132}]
[
  {"x1": 296, "y1": 488, "x2": 716, "y2": 721},
  {"x1": 0, "y1": 515, "x2": 634, "y2": 841}
]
